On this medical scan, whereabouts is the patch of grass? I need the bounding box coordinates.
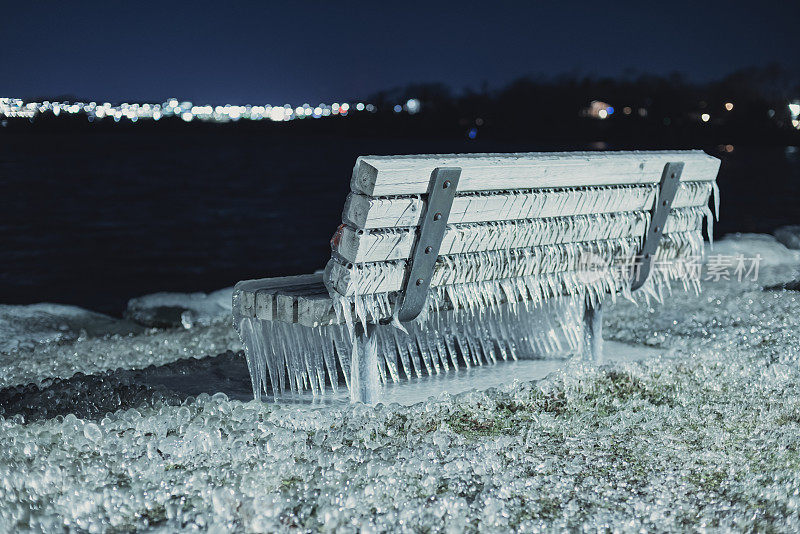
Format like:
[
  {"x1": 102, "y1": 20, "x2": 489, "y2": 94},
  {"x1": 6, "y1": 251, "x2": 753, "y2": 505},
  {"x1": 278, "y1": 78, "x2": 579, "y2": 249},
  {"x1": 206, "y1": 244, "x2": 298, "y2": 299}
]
[
  {"x1": 514, "y1": 495, "x2": 563, "y2": 522},
  {"x1": 446, "y1": 389, "x2": 568, "y2": 439},
  {"x1": 775, "y1": 408, "x2": 800, "y2": 426},
  {"x1": 683, "y1": 469, "x2": 728, "y2": 494},
  {"x1": 579, "y1": 369, "x2": 678, "y2": 414},
  {"x1": 281, "y1": 476, "x2": 303, "y2": 489},
  {"x1": 105, "y1": 504, "x2": 168, "y2": 533},
  {"x1": 536, "y1": 496, "x2": 564, "y2": 520},
  {"x1": 447, "y1": 409, "x2": 515, "y2": 439}
]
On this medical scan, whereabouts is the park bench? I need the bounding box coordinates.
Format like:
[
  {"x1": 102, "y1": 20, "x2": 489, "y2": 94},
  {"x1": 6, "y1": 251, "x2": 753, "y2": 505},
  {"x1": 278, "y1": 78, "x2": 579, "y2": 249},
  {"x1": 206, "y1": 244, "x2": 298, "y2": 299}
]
[{"x1": 233, "y1": 151, "x2": 720, "y2": 402}]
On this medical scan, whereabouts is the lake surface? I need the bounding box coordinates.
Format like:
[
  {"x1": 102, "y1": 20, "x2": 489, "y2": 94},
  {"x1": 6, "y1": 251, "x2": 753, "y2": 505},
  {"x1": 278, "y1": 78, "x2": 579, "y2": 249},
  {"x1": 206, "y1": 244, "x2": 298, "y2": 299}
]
[{"x1": 1, "y1": 129, "x2": 798, "y2": 314}]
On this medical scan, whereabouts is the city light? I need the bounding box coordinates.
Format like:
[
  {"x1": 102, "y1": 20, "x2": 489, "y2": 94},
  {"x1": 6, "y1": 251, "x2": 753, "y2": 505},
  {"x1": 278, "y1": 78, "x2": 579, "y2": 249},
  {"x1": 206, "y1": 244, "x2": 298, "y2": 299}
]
[
  {"x1": 0, "y1": 97, "x2": 379, "y2": 125},
  {"x1": 405, "y1": 98, "x2": 421, "y2": 114},
  {"x1": 788, "y1": 102, "x2": 800, "y2": 130},
  {"x1": 585, "y1": 100, "x2": 613, "y2": 119},
  {"x1": 789, "y1": 102, "x2": 800, "y2": 130},
  {"x1": 4, "y1": 95, "x2": 795, "y2": 130}
]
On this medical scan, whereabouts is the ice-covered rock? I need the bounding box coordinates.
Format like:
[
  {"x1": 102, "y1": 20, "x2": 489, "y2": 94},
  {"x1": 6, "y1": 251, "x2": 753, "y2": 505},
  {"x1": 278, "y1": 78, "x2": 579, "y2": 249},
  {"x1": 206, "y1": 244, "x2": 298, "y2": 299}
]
[
  {"x1": 708, "y1": 233, "x2": 800, "y2": 266},
  {"x1": 124, "y1": 287, "x2": 233, "y2": 328},
  {"x1": 0, "y1": 303, "x2": 142, "y2": 354},
  {"x1": 774, "y1": 225, "x2": 800, "y2": 250}
]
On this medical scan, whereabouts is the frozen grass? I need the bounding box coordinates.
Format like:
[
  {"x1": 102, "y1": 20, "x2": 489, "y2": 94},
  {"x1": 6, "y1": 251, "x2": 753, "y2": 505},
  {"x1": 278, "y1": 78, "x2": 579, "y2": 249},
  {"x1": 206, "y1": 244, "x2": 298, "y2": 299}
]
[{"x1": 1, "y1": 238, "x2": 800, "y2": 531}]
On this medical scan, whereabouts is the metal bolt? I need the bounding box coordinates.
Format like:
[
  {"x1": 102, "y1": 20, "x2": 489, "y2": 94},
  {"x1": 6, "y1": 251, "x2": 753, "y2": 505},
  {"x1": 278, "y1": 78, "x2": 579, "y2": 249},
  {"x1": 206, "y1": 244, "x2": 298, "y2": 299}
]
[
  {"x1": 443, "y1": 180, "x2": 451, "y2": 189},
  {"x1": 424, "y1": 246, "x2": 433, "y2": 254},
  {"x1": 662, "y1": 200, "x2": 668, "y2": 206},
  {"x1": 433, "y1": 212, "x2": 442, "y2": 221},
  {"x1": 654, "y1": 226, "x2": 660, "y2": 233},
  {"x1": 416, "y1": 278, "x2": 424, "y2": 286},
  {"x1": 671, "y1": 173, "x2": 676, "y2": 179}
]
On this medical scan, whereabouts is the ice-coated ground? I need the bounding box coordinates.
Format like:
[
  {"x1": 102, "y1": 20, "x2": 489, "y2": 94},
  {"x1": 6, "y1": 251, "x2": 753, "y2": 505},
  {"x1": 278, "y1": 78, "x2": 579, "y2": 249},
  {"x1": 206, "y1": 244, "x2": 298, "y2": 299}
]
[{"x1": 1, "y1": 234, "x2": 800, "y2": 532}]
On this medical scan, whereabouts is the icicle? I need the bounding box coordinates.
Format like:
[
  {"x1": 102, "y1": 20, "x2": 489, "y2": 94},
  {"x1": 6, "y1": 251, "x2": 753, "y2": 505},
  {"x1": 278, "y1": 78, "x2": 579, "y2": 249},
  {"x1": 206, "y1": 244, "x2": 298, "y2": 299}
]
[
  {"x1": 703, "y1": 206, "x2": 715, "y2": 248},
  {"x1": 331, "y1": 326, "x2": 352, "y2": 390},
  {"x1": 238, "y1": 318, "x2": 262, "y2": 401},
  {"x1": 711, "y1": 180, "x2": 720, "y2": 221},
  {"x1": 315, "y1": 328, "x2": 338, "y2": 393},
  {"x1": 391, "y1": 328, "x2": 413, "y2": 379},
  {"x1": 349, "y1": 325, "x2": 380, "y2": 403}
]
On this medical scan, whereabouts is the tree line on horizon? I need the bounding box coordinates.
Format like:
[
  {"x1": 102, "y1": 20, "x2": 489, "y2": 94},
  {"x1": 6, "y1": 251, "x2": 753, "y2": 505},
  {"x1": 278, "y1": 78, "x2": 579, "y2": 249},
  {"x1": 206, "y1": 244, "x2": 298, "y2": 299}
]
[{"x1": 366, "y1": 64, "x2": 799, "y2": 145}]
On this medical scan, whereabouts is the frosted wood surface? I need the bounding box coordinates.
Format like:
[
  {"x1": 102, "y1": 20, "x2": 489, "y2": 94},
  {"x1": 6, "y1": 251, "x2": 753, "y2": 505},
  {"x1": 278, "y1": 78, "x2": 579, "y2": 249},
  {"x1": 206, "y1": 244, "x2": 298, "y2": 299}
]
[
  {"x1": 344, "y1": 181, "x2": 711, "y2": 229},
  {"x1": 335, "y1": 208, "x2": 706, "y2": 263},
  {"x1": 351, "y1": 151, "x2": 720, "y2": 196},
  {"x1": 327, "y1": 233, "x2": 697, "y2": 296},
  {"x1": 340, "y1": 206, "x2": 707, "y2": 264},
  {"x1": 234, "y1": 274, "x2": 320, "y2": 319},
  {"x1": 234, "y1": 274, "x2": 337, "y2": 327}
]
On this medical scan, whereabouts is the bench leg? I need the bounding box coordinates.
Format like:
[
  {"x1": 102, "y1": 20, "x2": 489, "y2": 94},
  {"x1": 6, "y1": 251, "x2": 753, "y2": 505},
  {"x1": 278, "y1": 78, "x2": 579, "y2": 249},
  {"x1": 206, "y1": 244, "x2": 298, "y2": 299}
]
[
  {"x1": 350, "y1": 323, "x2": 381, "y2": 403},
  {"x1": 582, "y1": 301, "x2": 604, "y2": 363}
]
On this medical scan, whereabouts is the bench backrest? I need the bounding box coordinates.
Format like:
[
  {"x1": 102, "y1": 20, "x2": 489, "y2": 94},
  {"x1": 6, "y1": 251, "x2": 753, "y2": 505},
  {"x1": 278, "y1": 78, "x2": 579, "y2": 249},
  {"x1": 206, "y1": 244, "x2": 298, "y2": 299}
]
[{"x1": 323, "y1": 151, "x2": 720, "y2": 325}]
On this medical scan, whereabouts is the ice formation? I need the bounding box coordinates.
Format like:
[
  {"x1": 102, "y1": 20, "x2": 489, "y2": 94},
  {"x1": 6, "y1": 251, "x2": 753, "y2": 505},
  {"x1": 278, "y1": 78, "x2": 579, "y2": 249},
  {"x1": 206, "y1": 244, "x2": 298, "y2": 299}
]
[
  {"x1": 1, "y1": 239, "x2": 799, "y2": 531},
  {"x1": 236, "y1": 177, "x2": 714, "y2": 402},
  {"x1": 237, "y1": 297, "x2": 586, "y2": 402}
]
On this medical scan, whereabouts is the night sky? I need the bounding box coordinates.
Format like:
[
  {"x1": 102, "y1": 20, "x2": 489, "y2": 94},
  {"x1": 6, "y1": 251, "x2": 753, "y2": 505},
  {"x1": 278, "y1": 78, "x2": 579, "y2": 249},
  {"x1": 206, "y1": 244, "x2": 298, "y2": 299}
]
[{"x1": 2, "y1": 0, "x2": 797, "y2": 104}]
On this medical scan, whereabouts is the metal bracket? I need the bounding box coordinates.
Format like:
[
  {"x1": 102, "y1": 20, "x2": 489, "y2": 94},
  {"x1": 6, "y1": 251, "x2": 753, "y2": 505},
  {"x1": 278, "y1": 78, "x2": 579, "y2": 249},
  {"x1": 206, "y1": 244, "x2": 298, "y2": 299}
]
[
  {"x1": 395, "y1": 167, "x2": 461, "y2": 322},
  {"x1": 631, "y1": 161, "x2": 684, "y2": 290}
]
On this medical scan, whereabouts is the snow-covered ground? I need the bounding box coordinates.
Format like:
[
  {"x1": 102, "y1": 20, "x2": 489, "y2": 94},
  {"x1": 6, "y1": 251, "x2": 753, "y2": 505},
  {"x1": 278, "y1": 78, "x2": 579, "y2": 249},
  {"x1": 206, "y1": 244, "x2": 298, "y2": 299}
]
[{"x1": 1, "y1": 234, "x2": 799, "y2": 532}]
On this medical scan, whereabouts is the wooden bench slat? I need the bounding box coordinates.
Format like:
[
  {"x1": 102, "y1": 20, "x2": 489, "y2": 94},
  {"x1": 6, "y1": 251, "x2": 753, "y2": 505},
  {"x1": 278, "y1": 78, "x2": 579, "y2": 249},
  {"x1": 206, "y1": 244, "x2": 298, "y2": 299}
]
[
  {"x1": 335, "y1": 207, "x2": 706, "y2": 263},
  {"x1": 234, "y1": 274, "x2": 323, "y2": 319},
  {"x1": 235, "y1": 274, "x2": 339, "y2": 327},
  {"x1": 344, "y1": 181, "x2": 711, "y2": 229},
  {"x1": 351, "y1": 151, "x2": 720, "y2": 196}
]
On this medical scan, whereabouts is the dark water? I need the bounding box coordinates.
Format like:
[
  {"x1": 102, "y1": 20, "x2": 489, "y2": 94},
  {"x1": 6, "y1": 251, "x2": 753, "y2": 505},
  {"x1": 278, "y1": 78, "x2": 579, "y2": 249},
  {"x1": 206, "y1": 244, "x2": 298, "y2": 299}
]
[{"x1": 1, "y1": 129, "x2": 798, "y2": 315}]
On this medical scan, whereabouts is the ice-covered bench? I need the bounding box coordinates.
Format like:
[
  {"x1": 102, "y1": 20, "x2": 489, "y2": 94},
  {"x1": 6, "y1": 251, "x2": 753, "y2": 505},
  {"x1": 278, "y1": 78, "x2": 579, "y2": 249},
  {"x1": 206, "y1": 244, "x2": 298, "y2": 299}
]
[{"x1": 233, "y1": 151, "x2": 720, "y2": 402}]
